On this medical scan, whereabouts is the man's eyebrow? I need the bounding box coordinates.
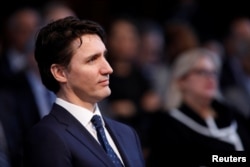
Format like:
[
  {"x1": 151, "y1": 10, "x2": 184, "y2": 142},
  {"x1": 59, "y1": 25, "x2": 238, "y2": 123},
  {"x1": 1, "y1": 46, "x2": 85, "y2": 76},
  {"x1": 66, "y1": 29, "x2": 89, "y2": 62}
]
[{"x1": 85, "y1": 49, "x2": 107, "y2": 60}]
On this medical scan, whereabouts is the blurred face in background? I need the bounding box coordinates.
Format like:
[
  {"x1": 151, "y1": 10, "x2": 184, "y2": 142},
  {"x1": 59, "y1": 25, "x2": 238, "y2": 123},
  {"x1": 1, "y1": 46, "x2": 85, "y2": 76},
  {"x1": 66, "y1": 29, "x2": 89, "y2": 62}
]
[
  {"x1": 179, "y1": 56, "x2": 218, "y2": 101},
  {"x1": 139, "y1": 30, "x2": 165, "y2": 64},
  {"x1": 7, "y1": 8, "x2": 41, "y2": 52},
  {"x1": 108, "y1": 19, "x2": 140, "y2": 61},
  {"x1": 43, "y1": 2, "x2": 76, "y2": 25}
]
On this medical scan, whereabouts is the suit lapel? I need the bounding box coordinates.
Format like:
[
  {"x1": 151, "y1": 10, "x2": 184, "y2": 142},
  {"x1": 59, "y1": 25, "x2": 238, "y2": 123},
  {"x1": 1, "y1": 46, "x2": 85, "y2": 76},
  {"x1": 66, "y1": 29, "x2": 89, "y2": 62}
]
[
  {"x1": 104, "y1": 118, "x2": 132, "y2": 167},
  {"x1": 51, "y1": 104, "x2": 116, "y2": 167}
]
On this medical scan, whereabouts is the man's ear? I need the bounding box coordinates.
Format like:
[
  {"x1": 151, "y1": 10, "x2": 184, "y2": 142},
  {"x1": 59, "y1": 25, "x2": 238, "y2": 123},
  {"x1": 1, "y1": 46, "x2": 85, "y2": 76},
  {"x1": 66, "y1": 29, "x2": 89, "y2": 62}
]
[{"x1": 50, "y1": 64, "x2": 67, "y2": 82}]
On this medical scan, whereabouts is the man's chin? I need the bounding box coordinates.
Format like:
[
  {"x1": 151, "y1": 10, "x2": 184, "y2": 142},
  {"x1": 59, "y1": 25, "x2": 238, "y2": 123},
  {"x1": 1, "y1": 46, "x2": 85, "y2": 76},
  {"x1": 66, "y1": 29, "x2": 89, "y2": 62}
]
[
  {"x1": 105, "y1": 90, "x2": 111, "y2": 97},
  {"x1": 98, "y1": 89, "x2": 111, "y2": 100}
]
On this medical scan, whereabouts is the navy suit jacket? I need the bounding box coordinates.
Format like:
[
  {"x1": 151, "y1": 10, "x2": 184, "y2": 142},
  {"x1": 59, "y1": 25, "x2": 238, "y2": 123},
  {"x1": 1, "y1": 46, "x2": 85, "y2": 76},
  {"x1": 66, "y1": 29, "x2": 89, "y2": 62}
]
[{"x1": 23, "y1": 103, "x2": 145, "y2": 167}]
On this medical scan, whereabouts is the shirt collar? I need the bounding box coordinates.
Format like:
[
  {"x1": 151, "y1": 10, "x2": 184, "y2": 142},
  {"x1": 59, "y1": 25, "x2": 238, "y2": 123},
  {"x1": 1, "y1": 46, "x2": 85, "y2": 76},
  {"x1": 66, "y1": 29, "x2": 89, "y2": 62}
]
[{"x1": 55, "y1": 97, "x2": 104, "y2": 127}]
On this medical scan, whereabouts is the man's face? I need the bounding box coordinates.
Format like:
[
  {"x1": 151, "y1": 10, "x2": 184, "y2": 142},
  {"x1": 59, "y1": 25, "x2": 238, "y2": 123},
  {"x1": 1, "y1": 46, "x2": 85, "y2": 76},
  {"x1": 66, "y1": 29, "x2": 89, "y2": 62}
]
[{"x1": 64, "y1": 34, "x2": 113, "y2": 104}]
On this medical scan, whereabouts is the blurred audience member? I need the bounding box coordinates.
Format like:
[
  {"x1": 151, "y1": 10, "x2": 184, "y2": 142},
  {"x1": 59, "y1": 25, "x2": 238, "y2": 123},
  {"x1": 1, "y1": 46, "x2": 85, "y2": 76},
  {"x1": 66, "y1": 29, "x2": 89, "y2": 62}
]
[
  {"x1": 0, "y1": 7, "x2": 41, "y2": 88},
  {"x1": 0, "y1": 6, "x2": 55, "y2": 123},
  {"x1": 203, "y1": 39, "x2": 225, "y2": 60},
  {"x1": 220, "y1": 17, "x2": 250, "y2": 88},
  {"x1": 0, "y1": 7, "x2": 55, "y2": 167},
  {"x1": 105, "y1": 14, "x2": 152, "y2": 122},
  {"x1": 135, "y1": 19, "x2": 168, "y2": 160},
  {"x1": 147, "y1": 48, "x2": 250, "y2": 167},
  {"x1": 220, "y1": 17, "x2": 250, "y2": 119},
  {"x1": 222, "y1": 39, "x2": 250, "y2": 119},
  {"x1": 137, "y1": 19, "x2": 168, "y2": 107},
  {"x1": 41, "y1": 1, "x2": 77, "y2": 25},
  {"x1": 164, "y1": 19, "x2": 200, "y2": 66}
]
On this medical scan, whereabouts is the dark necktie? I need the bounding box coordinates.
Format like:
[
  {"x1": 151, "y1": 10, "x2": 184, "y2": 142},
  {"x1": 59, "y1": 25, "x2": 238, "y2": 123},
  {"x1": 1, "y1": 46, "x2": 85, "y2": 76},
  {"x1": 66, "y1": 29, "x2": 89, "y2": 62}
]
[{"x1": 91, "y1": 115, "x2": 124, "y2": 167}]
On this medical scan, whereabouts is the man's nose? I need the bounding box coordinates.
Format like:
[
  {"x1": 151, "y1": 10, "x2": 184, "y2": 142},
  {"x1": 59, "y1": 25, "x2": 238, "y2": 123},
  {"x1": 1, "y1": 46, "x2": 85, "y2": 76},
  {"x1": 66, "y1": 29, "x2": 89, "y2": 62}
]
[{"x1": 101, "y1": 58, "x2": 113, "y2": 74}]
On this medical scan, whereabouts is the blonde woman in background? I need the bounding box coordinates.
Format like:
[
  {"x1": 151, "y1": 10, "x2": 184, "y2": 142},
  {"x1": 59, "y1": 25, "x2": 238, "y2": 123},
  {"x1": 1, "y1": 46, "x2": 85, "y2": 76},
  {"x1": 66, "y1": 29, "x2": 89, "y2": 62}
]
[{"x1": 147, "y1": 48, "x2": 250, "y2": 167}]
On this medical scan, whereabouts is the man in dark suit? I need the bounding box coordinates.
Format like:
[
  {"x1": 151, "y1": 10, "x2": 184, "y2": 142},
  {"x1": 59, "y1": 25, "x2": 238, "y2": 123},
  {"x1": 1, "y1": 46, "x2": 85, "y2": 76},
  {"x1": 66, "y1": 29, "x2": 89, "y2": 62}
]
[{"x1": 23, "y1": 16, "x2": 145, "y2": 167}]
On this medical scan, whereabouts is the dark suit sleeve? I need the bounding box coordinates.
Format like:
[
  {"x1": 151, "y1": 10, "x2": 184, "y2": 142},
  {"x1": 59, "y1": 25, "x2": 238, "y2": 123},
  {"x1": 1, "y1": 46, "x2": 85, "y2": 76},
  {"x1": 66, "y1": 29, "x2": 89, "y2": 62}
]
[{"x1": 23, "y1": 125, "x2": 72, "y2": 167}]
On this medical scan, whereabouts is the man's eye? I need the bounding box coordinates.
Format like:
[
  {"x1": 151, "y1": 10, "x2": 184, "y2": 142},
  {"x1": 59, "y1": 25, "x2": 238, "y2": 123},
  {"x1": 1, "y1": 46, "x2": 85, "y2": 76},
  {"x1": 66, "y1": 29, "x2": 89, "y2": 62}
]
[{"x1": 87, "y1": 57, "x2": 97, "y2": 63}]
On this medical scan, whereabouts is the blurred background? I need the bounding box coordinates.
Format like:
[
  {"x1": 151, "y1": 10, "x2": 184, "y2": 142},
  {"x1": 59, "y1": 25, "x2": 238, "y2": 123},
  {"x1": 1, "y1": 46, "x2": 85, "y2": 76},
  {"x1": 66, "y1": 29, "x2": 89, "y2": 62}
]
[
  {"x1": 1, "y1": 0, "x2": 250, "y2": 41},
  {"x1": 1, "y1": 0, "x2": 250, "y2": 167}
]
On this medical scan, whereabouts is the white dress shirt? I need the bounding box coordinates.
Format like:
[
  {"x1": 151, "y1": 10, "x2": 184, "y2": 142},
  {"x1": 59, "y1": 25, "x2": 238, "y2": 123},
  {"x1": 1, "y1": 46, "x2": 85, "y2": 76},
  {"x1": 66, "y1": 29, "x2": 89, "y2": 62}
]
[{"x1": 55, "y1": 98, "x2": 124, "y2": 164}]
